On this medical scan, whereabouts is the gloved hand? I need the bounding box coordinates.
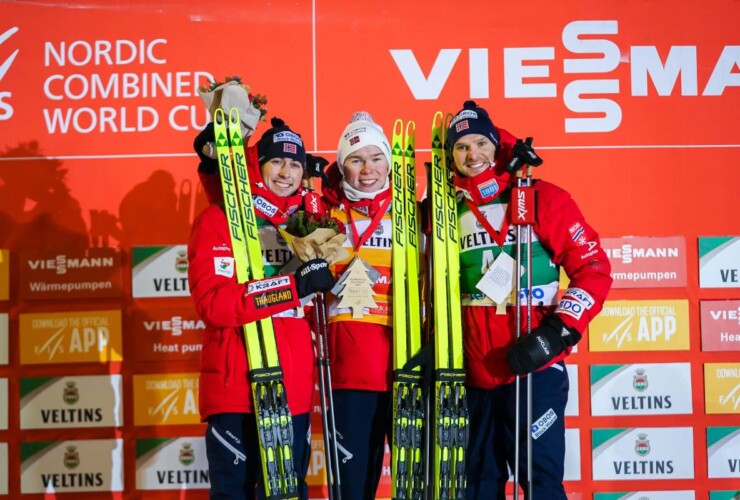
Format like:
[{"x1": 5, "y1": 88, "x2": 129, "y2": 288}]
[
  {"x1": 194, "y1": 122, "x2": 218, "y2": 175},
  {"x1": 505, "y1": 137, "x2": 543, "y2": 173},
  {"x1": 401, "y1": 335, "x2": 435, "y2": 398},
  {"x1": 305, "y1": 154, "x2": 330, "y2": 184},
  {"x1": 294, "y1": 258, "x2": 335, "y2": 298},
  {"x1": 506, "y1": 315, "x2": 581, "y2": 375}
]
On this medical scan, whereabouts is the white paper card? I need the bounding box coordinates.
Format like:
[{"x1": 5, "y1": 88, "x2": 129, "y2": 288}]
[{"x1": 476, "y1": 251, "x2": 516, "y2": 304}]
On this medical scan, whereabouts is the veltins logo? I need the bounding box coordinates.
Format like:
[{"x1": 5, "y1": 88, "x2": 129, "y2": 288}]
[
  {"x1": 0, "y1": 249, "x2": 9, "y2": 300},
  {"x1": 63, "y1": 381, "x2": 79, "y2": 404},
  {"x1": 635, "y1": 433, "x2": 650, "y2": 456},
  {"x1": 135, "y1": 437, "x2": 210, "y2": 490},
  {"x1": 19, "y1": 310, "x2": 122, "y2": 364},
  {"x1": 0, "y1": 27, "x2": 19, "y2": 121},
  {"x1": 20, "y1": 375, "x2": 123, "y2": 429},
  {"x1": 704, "y1": 363, "x2": 740, "y2": 414},
  {"x1": 133, "y1": 373, "x2": 199, "y2": 426},
  {"x1": 602, "y1": 236, "x2": 687, "y2": 288},
  {"x1": 707, "y1": 426, "x2": 740, "y2": 478},
  {"x1": 701, "y1": 299, "x2": 740, "y2": 352},
  {"x1": 590, "y1": 363, "x2": 692, "y2": 416},
  {"x1": 64, "y1": 445, "x2": 79, "y2": 469},
  {"x1": 592, "y1": 427, "x2": 694, "y2": 480},
  {"x1": 590, "y1": 300, "x2": 690, "y2": 351},
  {"x1": 20, "y1": 439, "x2": 123, "y2": 493},
  {"x1": 132, "y1": 245, "x2": 190, "y2": 298},
  {"x1": 699, "y1": 237, "x2": 740, "y2": 288}
]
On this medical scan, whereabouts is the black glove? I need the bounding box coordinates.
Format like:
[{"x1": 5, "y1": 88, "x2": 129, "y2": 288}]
[
  {"x1": 305, "y1": 154, "x2": 330, "y2": 184},
  {"x1": 506, "y1": 315, "x2": 581, "y2": 375},
  {"x1": 505, "y1": 137, "x2": 543, "y2": 173},
  {"x1": 294, "y1": 258, "x2": 335, "y2": 298},
  {"x1": 194, "y1": 122, "x2": 219, "y2": 175},
  {"x1": 401, "y1": 336, "x2": 435, "y2": 398}
]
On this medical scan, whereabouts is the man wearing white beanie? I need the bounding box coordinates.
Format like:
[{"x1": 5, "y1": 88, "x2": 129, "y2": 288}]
[{"x1": 318, "y1": 111, "x2": 395, "y2": 499}]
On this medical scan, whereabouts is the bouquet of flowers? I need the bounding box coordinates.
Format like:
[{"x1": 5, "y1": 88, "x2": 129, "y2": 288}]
[
  {"x1": 280, "y1": 211, "x2": 349, "y2": 265},
  {"x1": 197, "y1": 75, "x2": 268, "y2": 137}
]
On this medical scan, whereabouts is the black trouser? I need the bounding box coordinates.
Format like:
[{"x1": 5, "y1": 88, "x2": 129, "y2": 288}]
[
  {"x1": 205, "y1": 412, "x2": 311, "y2": 499},
  {"x1": 466, "y1": 362, "x2": 569, "y2": 500},
  {"x1": 332, "y1": 389, "x2": 393, "y2": 500}
]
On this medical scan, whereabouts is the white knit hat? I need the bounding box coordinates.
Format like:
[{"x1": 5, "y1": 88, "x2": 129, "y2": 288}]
[{"x1": 336, "y1": 111, "x2": 391, "y2": 173}]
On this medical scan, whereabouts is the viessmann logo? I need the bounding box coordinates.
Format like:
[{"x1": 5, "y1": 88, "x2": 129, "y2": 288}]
[
  {"x1": 391, "y1": 20, "x2": 737, "y2": 133},
  {"x1": 605, "y1": 244, "x2": 679, "y2": 264},
  {"x1": 0, "y1": 27, "x2": 19, "y2": 121}
]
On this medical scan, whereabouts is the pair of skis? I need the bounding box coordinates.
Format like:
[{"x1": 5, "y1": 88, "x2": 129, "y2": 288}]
[
  {"x1": 214, "y1": 108, "x2": 298, "y2": 500},
  {"x1": 390, "y1": 119, "x2": 425, "y2": 500},
  {"x1": 429, "y1": 111, "x2": 468, "y2": 500},
  {"x1": 390, "y1": 113, "x2": 468, "y2": 499}
]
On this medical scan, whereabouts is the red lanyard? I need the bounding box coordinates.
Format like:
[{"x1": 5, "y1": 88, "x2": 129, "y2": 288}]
[
  {"x1": 464, "y1": 199, "x2": 511, "y2": 248},
  {"x1": 344, "y1": 198, "x2": 390, "y2": 251}
]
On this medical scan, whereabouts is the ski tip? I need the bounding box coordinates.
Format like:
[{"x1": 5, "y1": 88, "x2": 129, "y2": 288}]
[
  {"x1": 214, "y1": 108, "x2": 226, "y2": 124},
  {"x1": 404, "y1": 120, "x2": 416, "y2": 138},
  {"x1": 432, "y1": 111, "x2": 444, "y2": 128},
  {"x1": 393, "y1": 119, "x2": 404, "y2": 137},
  {"x1": 229, "y1": 107, "x2": 241, "y2": 126}
]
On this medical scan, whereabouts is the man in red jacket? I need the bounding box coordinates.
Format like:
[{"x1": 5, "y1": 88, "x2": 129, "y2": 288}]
[
  {"x1": 188, "y1": 117, "x2": 334, "y2": 499},
  {"x1": 318, "y1": 111, "x2": 395, "y2": 500},
  {"x1": 447, "y1": 101, "x2": 612, "y2": 499}
]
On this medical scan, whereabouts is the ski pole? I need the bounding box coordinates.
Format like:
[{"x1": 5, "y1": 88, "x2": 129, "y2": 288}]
[
  {"x1": 507, "y1": 138, "x2": 542, "y2": 500},
  {"x1": 318, "y1": 291, "x2": 342, "y2": 499},
  {"x1": 525, "y1": 163, "x2": 534, "y2": 500},
  {"x1": 513, "y1": 167, "x2": 524, "y2": 500},
  {"x1": 312, "y1": 293, "x2": 336, "y2": 500},
  {"x1": 301, "y1": 174, "x2": 342, "y2": 500}
]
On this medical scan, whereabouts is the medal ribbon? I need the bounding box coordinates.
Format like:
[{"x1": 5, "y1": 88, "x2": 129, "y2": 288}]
[
  {"x1": 464, "y1": 199, "x2": 512, "y2": 248},
  {"x1": 344, "y1": 196, "x2": 390, "y2": 252}
]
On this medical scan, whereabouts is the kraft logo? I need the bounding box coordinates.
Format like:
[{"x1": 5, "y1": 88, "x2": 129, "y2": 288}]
[{"x1": 0, "y1": 27, "x2": 20, "y2": 121}]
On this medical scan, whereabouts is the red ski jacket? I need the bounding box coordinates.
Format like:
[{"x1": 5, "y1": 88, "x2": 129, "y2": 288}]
[
  {"x1": 455, "y1": 129, "x2": 613, "y2": 388},
  {"x1": 188, "y1": 146, "x2": 316, "y2": 420}
]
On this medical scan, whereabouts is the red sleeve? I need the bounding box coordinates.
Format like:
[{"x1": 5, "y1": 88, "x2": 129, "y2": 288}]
[
  {"x1": 533, "y1": 180, "x2": 613, "y2": 333},
  {"x1": 187, "y1": 205, "x2": 301, "y2": 328}
]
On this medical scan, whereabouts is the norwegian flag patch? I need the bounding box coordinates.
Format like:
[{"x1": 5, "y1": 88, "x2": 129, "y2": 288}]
[
  {"x1": 283, "y1": 143, "x2": 297, "y2": 154},
  {"x1": 349, "y1": 135, "x2": 360, "y2": 146},
  {"x1": 456, "y1": 120, "x2": 470, "y2": 132}
]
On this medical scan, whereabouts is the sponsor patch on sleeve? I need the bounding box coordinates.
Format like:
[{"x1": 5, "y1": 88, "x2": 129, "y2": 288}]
[
  {"x1": 246, "y1": 276, "x2": 291, "y2": 294},
  {"x1": 555, "y1": 297, "x2": 585, "y2": 320},
  {"x1": 214, "y1": 257, "x2": 234, "y2": 278},
  {"x1": 562, "y1": 287, "x2": 595, "y2": 309},
  {"x1": 246, "y1": 276, "x2": 295, "y2": 309}
]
